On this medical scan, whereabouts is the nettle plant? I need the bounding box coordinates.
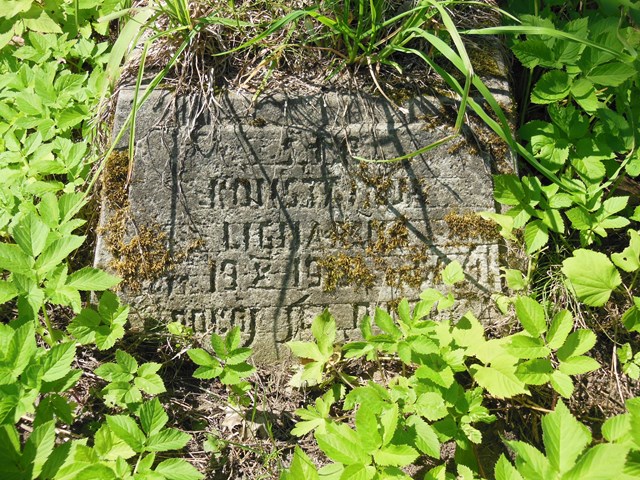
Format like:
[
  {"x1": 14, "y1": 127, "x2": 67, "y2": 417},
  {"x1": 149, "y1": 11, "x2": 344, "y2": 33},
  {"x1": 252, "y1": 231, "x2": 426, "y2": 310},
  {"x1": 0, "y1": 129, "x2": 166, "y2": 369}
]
[{"x1": 280, "y1": 262, "x2": 613, "y2": 478}]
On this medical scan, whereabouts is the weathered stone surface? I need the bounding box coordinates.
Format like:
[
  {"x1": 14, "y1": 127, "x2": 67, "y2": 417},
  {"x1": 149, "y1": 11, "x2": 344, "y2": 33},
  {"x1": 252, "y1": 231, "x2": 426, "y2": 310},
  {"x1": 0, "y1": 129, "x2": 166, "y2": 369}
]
[{"x1": 96, "y1": 85, "x2": 512, "y2": 363}]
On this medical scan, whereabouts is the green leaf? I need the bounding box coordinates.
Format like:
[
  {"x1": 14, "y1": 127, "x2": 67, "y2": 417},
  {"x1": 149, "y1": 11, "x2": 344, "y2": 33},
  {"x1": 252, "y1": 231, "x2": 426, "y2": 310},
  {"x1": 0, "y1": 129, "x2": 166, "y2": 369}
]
[
  {"x1": 622, "y1": 299, "x2": 640, "y2": 332},
  {"x1": 506, "y1": 440, "x2": 552, "y2": 479},
  {"x1": 35, "y1": 235, "x2": 85, "y2": 275},
  {"x1": 503, "y1": 269, "x2": 527, "y2": 291},
  {"x1": 546, "y1": 310, "x2": 573, "y2": 350},
  {"x1": 226, "y1": 347, "x2": 252, "y2": 365},
  {"x1": 134, "y1": 372, "x2": 166, "y2": 395},
  {"x1": 192, "y1": 364, "x2": 223, "y2": 380},
  {"x1": 586, "y1": 61, "x2": 636, "y2": 87},
  {"x1": 139, "y1": 398, "x2": 169, "y2": 436},
  {"x1": 611, "y1": 230, "x2": 640, "y2": 273},
  {"x1": 524, "y1": 220, "x2": 549, "y2": 254},
  {"x1": 116, "y1": 350, "x2": 138, "y2": 374},
  {"x1": 542, "y1": 400, "x2": 591, "y2": 474},
  {"x1": 508, "y1": 335, "x2": 550, "y2": 359},
  {"x1": 550, "y1": 371, "x2": 574, "y2": 398},
  {"x1": 12, "y1": 212, "x2": 50, "y2": 258},
  {"x1": 531, "y1": 70, "x2": 571, "y2": 104},
  {"x1": 312, "y1": 309, "x2": 336, "y2": 356},
  {"x1": 514, "y1": 296, "x2": 547, "y2": 337},
  {"x1": 374, "y1": 308, "x2": 401, "y2": 338},
  {"x1": 512, "y1": 39, "x2": 555, "y2": 68},
  {"x1": 315, "y1": 423, "x2": 370, "y2": 466},
  {"x1": 187, "y1": 348, "x2": 215, "y2": 367},
  {"x1": 374, "y1": 444, "x2": 419, "y2": 467},
  {"x1": 471, "y1": 365, "x2": 529, "y2": 399},
  {"x1": 516, "y1": 358, "x2": 553, "y2": 385},
  {"x1": 146, "y1": 428, "x2": 191, "y2": 452},
  {"x1": 415, "y1": 392, "x2": 448, "y2": 421},
  {"x1": 559, "y1": 356, "x2": 600, "y2": 375},
  {"x1": 562, "y1": 249, "x2": 621, "y2": 306},
  {"x1": 601, "y1": 414, "x2": 630, "y2": 443},
  {"x1": 66, "y1": 267, "x2": 121, "y2": 290},
  {"x1": 0, "y1": 280, "x2": 18, "y2": 305},
  {"x1": 557, "y1": 330, "x2": 597, "y2": 361},
  {"x1": 155, "y1": 458, "x2": 203, "y2": 480},
  {"x1": 494, "y1": 454, "x2": 524, "y2": 480},
  {"x1": 0, "y1": 243, "x2": 35, "y2": 275},
  {"x1": 22, "y1": 420, "x2": 56, "y2": 479},
  {"x1": 24, "y1": 10, "x2": 63, "y2": 33},
  {"x1": 106, "y1": 415, "x2": 145, "y2": 452},
  {"x1": 564, "y1": 444, "x2": 629, "y2": 480},
  {"x1": 407, "y1": 416, "x2": 440, "y2": 458},
  {"x1": 442, "y1": 261, "x2": 464, "y2": 286},
  {"x1": 41, "y1": 341, "x2": 76, "y2": 382}
]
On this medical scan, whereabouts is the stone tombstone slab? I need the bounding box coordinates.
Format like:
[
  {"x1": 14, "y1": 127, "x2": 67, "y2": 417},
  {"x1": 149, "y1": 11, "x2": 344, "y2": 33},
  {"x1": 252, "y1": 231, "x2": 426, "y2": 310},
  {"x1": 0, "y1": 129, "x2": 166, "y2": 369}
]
[{"x1": 96, "y1": 84, "x2": 512, "y2": 363}]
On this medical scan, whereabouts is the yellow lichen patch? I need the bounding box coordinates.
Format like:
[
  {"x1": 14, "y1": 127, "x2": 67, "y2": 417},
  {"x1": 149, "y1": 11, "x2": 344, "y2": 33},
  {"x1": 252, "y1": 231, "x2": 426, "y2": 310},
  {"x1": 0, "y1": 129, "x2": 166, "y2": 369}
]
[
  {"x1": 99, "y1": 150, "x2": 175, "y2": 292},
  {"x1": 103, "y1": 150, "x2": 130, "y2": 210},
  {"x1": 444, "y1": 210, "x2": 499, "y2": 241},
  {"x1": 367, "y1": 220, "x2": 409, "y2": 257},
  {"x1": 317, "y1": 253, "x2": 375, "y2": 292},
  {"x1": 106, "y1": 223, "x2": 172, "y2": 293}
]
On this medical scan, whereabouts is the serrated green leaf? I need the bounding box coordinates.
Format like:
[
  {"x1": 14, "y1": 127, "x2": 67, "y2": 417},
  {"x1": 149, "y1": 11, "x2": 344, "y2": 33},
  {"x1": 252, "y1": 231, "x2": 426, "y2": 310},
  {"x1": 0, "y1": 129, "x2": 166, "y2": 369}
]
[
  {"x1": 611, "y1": 230, "x2": 640, "y2": 273},
  {"x1": 134, "y1": 373, "x2": 166, "y2": 395},
  {"x1": 559, "y1": 356, "x2": 600, "y2": 375},
  {"x1": 287, "y1": 341, "x2": 325, "y2": 363},
  {"x1": 601, "y1": 414, "x2": 630, "y2": 443},
  {"x1": 22, "y1": 420, "x2": 56, "y2": 479},
  {"x1": 12, "y1": 211, "x2": 49, "y2": 258},
  {"x1": 139, "y1": 398, "x2": 168, "y2": 436},
  {"x1": 506, "y1": 440, "x2": 552, "y2": 479},
  {"x1": 407, "y1": 416, "x2": 440, "y2": 458},
  {"x1": 531, "y1": 70, "x2": 571, "y2": 104},
  {"x1": 192, "y1": 364, "x2": 223, "y2": 380},
  {"x1": 283, "y1": 447, "x2": 319, "y2": 480},
  {"x1": 116, "y1": 350, "x2": 138, "y2": 374},
  {"x1": 315, "y1": 423, "x2": 370, "y2": 466},
  {"x1": 557, "y1": 329, "x2": 597, "y2": 361},
  {"x1": 508, "y1": 335, "x2": 551, "y2": 359},
  {"x1": 524, "y1": 220, "x2": 549, "y2": 254},
  {"x1": 106, "y1": 415, "x2": 145, "y2": 452},
  {"x1": 146, "y1": 428, "x2": 190, "y2": 452},
  {"x1": 66, "y1": 267, "x2": 121, "y2": 290},
  {"x1": 514, "y1": 296, "x2": 547, "y2": 337},
  {"x1": 516, "y1": 358, "x2": 553, "y2": 385},
  {"x1": 562, "y1": 249, "x2": 621, "y2": 306},
  {"x1": 564, "y1": 444, "x2": 628, "y2": 480},
  {"x1": 0, "y1": 242, "x2": 35, "y2": 275},
  {"x1": 0, "y1": 280, "x2": 18, "y2": 304},
  {"x1": 35, "y1": 235, "x2": 85, "y2": 275},
  {"x1": 41, "y1": 341, "x2": 76, "y2": 382},
  {"x1": 622, "y1": 299, "x2": 640, "y2": 332},
  {"x1": 542, "y1": 400, "x2": 591, "y2": 474},
  {"x1": 471, "y1": 365, "x2": 529, "y2": 399},
  {"x1": 226, "y1": 347, "x2": 252, "y2": 365},
  {"x1": 494, "y1": 454, "x2": 524, "y2": 480},
  {"x1": 442, "y1": 261, "x2": 464, "y2": 285},
  {"x1": 155, "y1": 458, "x2": 203, "y2": 480},
  {"x1": 550, "y1": 370, "x2": 574, "y2": 398},
  {"x1": 312, "y1": 309, "x2": 336, "y2": 356},
  {"x1": 93, "y1": 424, "x2": 136, "y2": 461},
  {"x1": 546, "y1": 310, "x2": 573, "y2": 350},
  {"x1": 187, "y1": 348, "x2": 216, "y2": 367},
  {"x1": 374, "y1": 308, "x2": 401, "y2": 338},
  {"x1": 586, "y1": 61, "x2": 635, "y2": 87},
  {"x1": 375, "y1": 444, "x2": 419, "y2": 467}
]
